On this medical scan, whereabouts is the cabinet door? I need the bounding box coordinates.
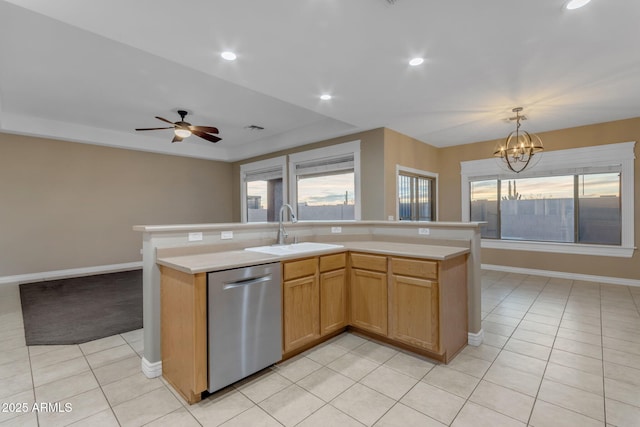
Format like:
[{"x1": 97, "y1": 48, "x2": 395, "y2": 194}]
[
  {"x1": 350, "y1": 269, "x2": 388, "y2": 335},
  {"x1": 390, "y1": 274, "x2": 439, "y2": 352},
  {"x1": 283, "y1": 275, "x2": 319, "y2": 353},
  {"x1": 320, "y1": 268, "x2": 347, "y2": 336}
]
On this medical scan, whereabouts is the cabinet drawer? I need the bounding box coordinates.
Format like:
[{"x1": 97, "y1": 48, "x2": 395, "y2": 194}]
[
  {"x1": 350, "y1": 253, "x2": 387, "y2": 272},
  {"x1": 391, "y1": 257, "x2": 438, "y2": 280},
  {"x1": 319, "y1": 253, "x2": 346, "y2": 273},
  {"x1": 283, "y1": 258, "x2": 317, "y2": 281}
]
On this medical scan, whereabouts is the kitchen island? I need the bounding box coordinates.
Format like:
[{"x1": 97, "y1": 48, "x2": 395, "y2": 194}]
[{"x1": 134, "y1": 221, "x2": 483, "y2": 400}]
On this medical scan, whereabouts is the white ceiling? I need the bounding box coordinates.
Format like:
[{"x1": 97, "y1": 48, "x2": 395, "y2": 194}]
[{"x1": 1, "y1": 0, "x2": 639, "y2": 162}]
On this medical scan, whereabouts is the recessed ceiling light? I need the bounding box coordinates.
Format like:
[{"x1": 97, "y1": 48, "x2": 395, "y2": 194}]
[
  {"x1": 409, "y1": 57, "x2": 424, "y2": 66},
  {"x1": 320, "y1": 94, "x2": 332, "y2": 101},
  {"x1": 565, "y1": 0, "x2": 591, "y2": 10},
  {"x1": 221, "y1": 51, "x2": 237, "y2": 61}
]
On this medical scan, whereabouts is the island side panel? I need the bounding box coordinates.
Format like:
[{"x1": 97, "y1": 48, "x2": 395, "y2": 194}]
[
  {"x1": 439, "y1": 254, "x2": 469, "y2": 361},
  {"x1": 142, "y1": 233, "x2": 162, "y2": 374},
  {"x1": 160, "y1": 266, "x2": 207, "y2": 404},
  {"x1": 467, "y1": 228, "x2": 482, "y2": 342}
]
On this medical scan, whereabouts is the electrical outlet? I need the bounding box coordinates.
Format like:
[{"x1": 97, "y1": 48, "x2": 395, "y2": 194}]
[
  {"x1": 188, "y1": 232, "x2": 203, "y2": 242},
  {"x1": 418, "y1": 228, "x2": 430, "y2": 235},
  {"x1": 220, "y1": 231, "x2": 234, "y2": 240},
  {"x1": 388, "y1": 215, "x2": 394, "y2": 221},
  {"x1": 331, "y1": 226, "x2": 342, "y2": 233}
]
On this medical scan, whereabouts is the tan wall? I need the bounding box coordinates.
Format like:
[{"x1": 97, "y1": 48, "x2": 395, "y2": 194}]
[
  {"x1": 8, "y1": 115, "x2": 636, "y2": 280},
  {"x1": 438, "y1": 116, "x2": 640, "y2": 280},
  {"x1": 231, "y1": 128, "x2": 386, "y2": 221},
  {"x1": 0, "y1": 133, "x2": 233, "y2": 276},
  {"x1": 382, "y1": 128, "x2": 441, "y2": 220}
]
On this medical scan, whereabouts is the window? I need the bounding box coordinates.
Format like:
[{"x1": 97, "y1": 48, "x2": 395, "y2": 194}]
[
  {"x1": 240, "y1": 157, "x2": 286, "y2": 222},
  {"x1": 470, "y1": 173, "x2": 620, "y2": 244},
  {"x1": 289, "y1": 141, "x2": 361, "y2": 220},
  {"x1": 470, "y1": 179, "x2": 498, "y2": 238},
  {"x1": 461, "y1": 142, "x2": 635, "y2": 257},
  {"x1": 578, "y1": 173, "x2": 621, "y2": 245},
  {"x1": 297, "y1": 171, "x2": 355, "y2": 220},
  {"x1": 397, "y1": 167, "x2": 438, "y2": 221}
]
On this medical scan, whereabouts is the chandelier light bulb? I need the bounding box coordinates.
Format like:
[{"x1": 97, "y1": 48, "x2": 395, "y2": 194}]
[{"x1": 493, "y1": 107, "x2": 544, "y2": 173}]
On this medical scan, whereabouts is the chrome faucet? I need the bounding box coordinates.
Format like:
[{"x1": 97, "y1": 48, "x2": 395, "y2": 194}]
[{"x1": 276, "y1": 204, "x2": 297, "y2": 245}]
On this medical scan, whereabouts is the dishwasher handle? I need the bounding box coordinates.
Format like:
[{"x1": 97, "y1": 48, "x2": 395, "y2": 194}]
[{"x1": 222, "y1": 275, "x2": 272, "y2": 290}]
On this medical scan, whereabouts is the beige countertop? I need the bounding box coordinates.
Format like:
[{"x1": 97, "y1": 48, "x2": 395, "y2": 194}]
[
  {"x1": 134, "y1": 220, "x2": 482, "y2": 233},
  {"x1": 156, "y1": 241, "x2": 470, "y2": 274}
]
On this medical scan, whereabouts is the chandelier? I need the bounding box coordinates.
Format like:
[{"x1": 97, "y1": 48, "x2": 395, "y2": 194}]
[{"x1": 493, "y1": 107, "x2": 544, "y2": 173}]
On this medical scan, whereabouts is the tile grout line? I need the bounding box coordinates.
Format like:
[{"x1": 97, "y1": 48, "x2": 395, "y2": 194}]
[
  {"x1": 600, "y1": 282, "x2": 608, "y2": 427},
  {"x1": 297, "y1": 338, "x2": 385, "y2": 426},
  {"x1": 79, "y1": 344, "x2": 122, "y2": 427},
  {"x1": 594, "y1": 284, "x2": 640, "y2": 421},
  {"x1": 232, "y1": 386, "x2": 285, "y2": 427},
  {"x1": 464, "y1": 274, "x2": 549, "y2": 426},
  {"x1": 524, "y1": 278, "x2": 573, "y2": 426},
  {"x1": 22, "y1": 296, "x2": 38, "y2": 427},
  {"x1": 231, "y1": 342, "x2": 364, "y2": 427},
  {"x1": 335, "y1": 338, "x2": 441, "y2": 426},
  {"x1": 381, "y1": 273, "x2": 544, "y2": 425},
  {"x1": 481, "y1": 276, "x2": 615, "y2": 424},
  {"x1": 359, "y1": 349, "x2": 435, "y2": 427},
  {"x1": 342, "y1": 337, "x2": 444, "y2": 425},
  {"x1": 7, "y1": 278, "x2": 640, "y2": 426}
]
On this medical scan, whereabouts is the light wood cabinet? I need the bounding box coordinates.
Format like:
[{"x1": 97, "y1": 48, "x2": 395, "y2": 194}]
[
  {"x1": 350, "y1": 253, "x2": 388, "y2": 335},
  {"x1": 160, "y1": 266, "x2": 207, "y2": 404},
  {"x1": 159, "y1": 247, "x2": 468, "y2": 405},
  {"x1": 390, "y1": 273, "x2": 439, "y2": 352},
  {"x1": 351, "y1": 252, "x2": 387, "y2": 272},
  {"x1": 391, "y1": 257, "x2": 437, "y2": 280},
  {"x1": 319, "y1": 253, "x2": 347, "y2": 336},
  {"x1": 388, "y1": 256, "x2": 468, "y2": 361},
  {"x1": 282, "y1": 258, "x2": 320, "y2": 354}
]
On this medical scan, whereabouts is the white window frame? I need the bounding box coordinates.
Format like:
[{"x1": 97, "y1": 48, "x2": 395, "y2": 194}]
[
  {"x1": 396, "y1": 165, "x2": 439, "y2": 221},
  {"x1": 240, "y1": 156, "x2": 287, "y2": 223},
  {"x1": 288, "y1": 140, "x2": 361, "y2": 220},
  {"x1": 461, "y1": 141, "x2": 635, "y2": 257}
]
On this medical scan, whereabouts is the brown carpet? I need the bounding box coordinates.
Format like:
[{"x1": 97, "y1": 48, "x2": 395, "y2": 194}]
[{"x1": 19, "y1": 270, "x2": 142, "y2": 345}]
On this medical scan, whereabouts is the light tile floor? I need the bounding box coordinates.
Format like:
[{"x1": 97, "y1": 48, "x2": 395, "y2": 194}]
[{"x1": 1, "y1": 271, "x2": 640, "y2": 426}]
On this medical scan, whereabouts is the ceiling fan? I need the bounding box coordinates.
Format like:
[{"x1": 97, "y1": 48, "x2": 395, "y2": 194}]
[{"x1": 135, "y1": 110, "x2": 221, "y2": 143}]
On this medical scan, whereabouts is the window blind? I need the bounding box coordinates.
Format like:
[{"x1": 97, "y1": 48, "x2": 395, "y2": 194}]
[
  {"x1": 244, "y1": 168, "x2": 283, "y2": 182},
  {"x1": 294, "y1": 154, "x2": 354, "y2": 177}
]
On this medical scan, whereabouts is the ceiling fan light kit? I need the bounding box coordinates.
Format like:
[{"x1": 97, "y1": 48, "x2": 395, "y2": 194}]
[
  {"x1": 174, "y1": 128, "x2": 192, "y2": 138},
  {"x1": 493, "y1": 107, "x2": 544, "y2": 174},
  {"x1": 565, "y1": 0, "x2": 592, "y2": 10},
  {"x1": 135, "y1": 109, "x2": 221, "y2": 143}
]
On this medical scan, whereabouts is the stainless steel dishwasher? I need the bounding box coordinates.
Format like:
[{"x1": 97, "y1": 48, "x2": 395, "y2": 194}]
[{"x1": 207, "y1": 262, "x2": 282, "y2": 393}]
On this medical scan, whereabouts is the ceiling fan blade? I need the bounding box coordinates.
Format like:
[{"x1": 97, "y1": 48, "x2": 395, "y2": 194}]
[
  {"x1": 135, "y1": 127, "x2": 174, "y2": 131},
  {"x1": 171, "y1": 135, "x2": 184, "y2": 143},
  {"x1": 155, "y1": 116, "x2": 176, "y2": 125},
  {"x1": 190, "y1": 125, "x2": 219, "y2": 134},
  {"x1": 192, "y1": 130, "x2": 221, "y2": 143}
]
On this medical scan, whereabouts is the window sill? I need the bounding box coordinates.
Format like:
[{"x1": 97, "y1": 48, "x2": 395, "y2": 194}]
[{"x1": 481, "y1": 239, "x2": 635, "y2": 258}]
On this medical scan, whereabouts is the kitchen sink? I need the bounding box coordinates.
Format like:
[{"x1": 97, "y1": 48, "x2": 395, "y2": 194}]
[{"x1": 244, "y1": 242, "x2": 343, "y2": 256}]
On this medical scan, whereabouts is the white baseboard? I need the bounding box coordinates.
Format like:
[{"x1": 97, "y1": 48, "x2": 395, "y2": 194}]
[
  {"x1": 468, "y1": 329, "x2": 484, "y2": 347},
  {"x1": 0, "y1": 262, "x2": 143, "y2": 286},
  {"x1": 482, "y1": 264, "x2": 640, "y2": 288},
  {"x1": 141, "y1": 357, "x2": 162, "y2": 378}
]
